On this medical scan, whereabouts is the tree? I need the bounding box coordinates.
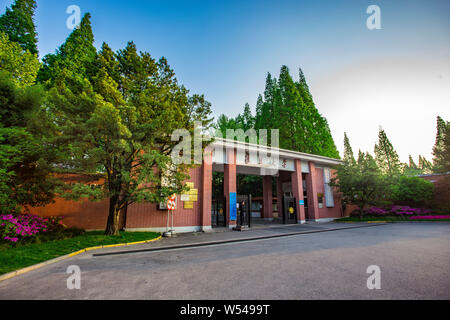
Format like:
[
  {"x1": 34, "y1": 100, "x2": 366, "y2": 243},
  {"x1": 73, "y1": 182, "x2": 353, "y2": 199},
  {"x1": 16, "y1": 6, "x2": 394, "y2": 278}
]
[
  {"x1": 45, "y1": 32, "x2": 213, "y2": 235},
  {"x1": 432, "y1": 116, "x2": 450, "y2": 173},
  {"x1": 390, "y1": 176, "x2": 434, "y2": 207},
  {"x1": 418, "y1": 155, "x2": 433, "y2": 174},
  {"x1": 0, "y1": 32, "x2": 40, "y2": 88},
  {"x1": 330, "y1": 151, "x2": 389, "y2": 217},
  {"x1": 215, "y1": 114, "x2": 237, "y2": 138},
  {"x1": 38, "y1": 13, "x2": 97, "y2": 86},
  {"x1": 251, "y1": 66, "x2": 340, "y2": 158},
  {"x1": 0, "y1": 0, "x2": 38, "y2": 55},
  {"x1": 374, "y1": 127, "x2": 401, "y2": 176},
  {"x1": 0, "y1": 12, "x2": 60, "y2": 214},
  {"x1": 0, "y1": 71, "x2": 61, "y2": 214},
  {"x1": 343, "y1": 132, "x2": 355, "y2": 164},
  {"x1": 402, "y1": 155, "x2": 423, "y2": 176}
]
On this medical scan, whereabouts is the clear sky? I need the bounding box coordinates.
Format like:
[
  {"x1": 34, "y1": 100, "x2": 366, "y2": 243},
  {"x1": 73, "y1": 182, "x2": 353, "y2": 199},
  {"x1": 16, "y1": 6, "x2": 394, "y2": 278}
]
[{"x1": 2, "y1": 0, "x2": 449, "y2": 162}]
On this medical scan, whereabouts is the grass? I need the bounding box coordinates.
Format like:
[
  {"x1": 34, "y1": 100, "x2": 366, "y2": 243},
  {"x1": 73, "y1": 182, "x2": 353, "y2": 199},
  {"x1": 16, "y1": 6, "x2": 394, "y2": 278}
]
[
  {"x1": 0, "y1": 231, "x2": 160, "y2": 276},
  {"x1": 336, "y1": 216, "x2": 450, "y2": 223}
]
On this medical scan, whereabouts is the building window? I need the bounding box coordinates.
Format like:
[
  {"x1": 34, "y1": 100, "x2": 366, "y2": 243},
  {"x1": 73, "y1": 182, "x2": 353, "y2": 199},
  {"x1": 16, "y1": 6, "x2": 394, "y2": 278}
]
[
  {"x1": 323, "y1": 168, "x2": 335, "y2": 208},
  {"x1": 318, "y1": 193, "x2": 324, "y2": 209}
]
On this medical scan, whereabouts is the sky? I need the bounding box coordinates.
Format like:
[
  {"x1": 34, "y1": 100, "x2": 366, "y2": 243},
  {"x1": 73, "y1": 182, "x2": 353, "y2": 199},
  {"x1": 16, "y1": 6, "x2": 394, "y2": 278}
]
[{"x1": 1, "y1": 0, "x2": 449, "y2": 162}]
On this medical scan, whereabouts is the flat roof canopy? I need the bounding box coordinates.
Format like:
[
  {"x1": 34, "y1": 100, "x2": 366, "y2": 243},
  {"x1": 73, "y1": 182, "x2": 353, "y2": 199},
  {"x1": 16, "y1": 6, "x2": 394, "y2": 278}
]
[{"x1": 210, "y1": 138, "x2": 343, "y2": 175}]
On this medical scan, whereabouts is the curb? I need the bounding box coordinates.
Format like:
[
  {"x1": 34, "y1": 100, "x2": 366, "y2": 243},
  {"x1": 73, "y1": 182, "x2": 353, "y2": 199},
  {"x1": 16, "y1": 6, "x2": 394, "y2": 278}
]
[
  {"x1": 0, "y1": 235, "x2": 162, "y2": 282},
  {"x1": 93, "y1": 223, "x2": 388, "y2": 257}
]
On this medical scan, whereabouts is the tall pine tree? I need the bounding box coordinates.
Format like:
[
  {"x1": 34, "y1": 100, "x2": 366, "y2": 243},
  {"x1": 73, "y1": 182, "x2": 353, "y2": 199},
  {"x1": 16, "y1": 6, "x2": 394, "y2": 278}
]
[
  {"x1": 38, "y1": 13, "x2": 97, "y2": 87},
  {"x1": 254, "y1": 66, "x2": 339, "y2": 158},
  {"x1": 374, "y1": 127, "x2": 401, "y2": 176},
  {"x1": 0, "y1": 0, "x2": 38, "y2": 55},
  {"x1": 432, "y1": 116, "x2": 449, "y2": 173},
  {"x1": 343, "y1": 132, "x2": 355, "y2": 164}
]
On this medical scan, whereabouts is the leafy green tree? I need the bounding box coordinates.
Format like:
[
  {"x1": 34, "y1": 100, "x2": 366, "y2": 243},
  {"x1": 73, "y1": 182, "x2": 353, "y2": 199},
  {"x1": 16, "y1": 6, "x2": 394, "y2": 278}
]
[
  {"x1": 330, "y1": 151, "x2": 389, "y2": 217},
  {"x1": 374, "y1": 128, "x2": 401, "y2": 176},
  {"x1": 45, "y1": 28, "x2": 213, "y2": 235},
  {"x1": 432, "y1": 116, "x2": 450, "y2": 173},
  {"x1": 215, "y1": 114, "x2": 237, "y2": 137},
  {"x1": 0, "y1": 0, "x2": 38, "y2": 55},
  {"x1": 0, "y1": 32, "x2": 40, "y2": 88},
  {"x1": 389, "y1": 176, "x2": 434, "y2": 207},
  {"x1": 0, "y1": 72, "x2": 61, "y2": 214}
]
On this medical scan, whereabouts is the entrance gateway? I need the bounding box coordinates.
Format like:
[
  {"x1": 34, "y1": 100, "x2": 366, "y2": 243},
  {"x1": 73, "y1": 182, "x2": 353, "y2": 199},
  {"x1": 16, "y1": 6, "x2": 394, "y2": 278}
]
[{"x1": 205, "y1": 138, "x2": 343, "y2": 231}]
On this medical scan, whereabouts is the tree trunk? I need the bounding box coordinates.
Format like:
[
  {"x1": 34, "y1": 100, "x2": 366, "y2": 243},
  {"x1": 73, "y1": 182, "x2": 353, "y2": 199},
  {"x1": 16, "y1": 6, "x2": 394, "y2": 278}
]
[
  {"x1": 105, "y1": 196, "x2": 122, "y2": 236},
  {"x1": 121, "y1": 201, "x2": 129, "y2": 231}
]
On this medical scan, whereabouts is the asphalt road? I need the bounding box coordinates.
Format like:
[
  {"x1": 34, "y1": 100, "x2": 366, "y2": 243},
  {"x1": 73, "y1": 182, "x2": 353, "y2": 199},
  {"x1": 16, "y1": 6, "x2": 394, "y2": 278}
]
[{"x1": 0, "y1": 222, "x2": 449, "y2": 300}]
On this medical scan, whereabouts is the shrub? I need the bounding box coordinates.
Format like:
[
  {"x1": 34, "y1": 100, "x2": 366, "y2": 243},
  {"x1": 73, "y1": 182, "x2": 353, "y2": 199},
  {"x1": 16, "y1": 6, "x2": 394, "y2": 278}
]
[
  {"x1": 390, "y1": 205, "x2": 431, "y2": 216},
  {"x1": 362, "y1": 205, "x2": 432, "y2": 217},
  {"x1": 390, "y1": 176, "x2": 434, "y2": 207},
  {"x1": 0, "y1": 213, "x2": 76, "y2": 245}
]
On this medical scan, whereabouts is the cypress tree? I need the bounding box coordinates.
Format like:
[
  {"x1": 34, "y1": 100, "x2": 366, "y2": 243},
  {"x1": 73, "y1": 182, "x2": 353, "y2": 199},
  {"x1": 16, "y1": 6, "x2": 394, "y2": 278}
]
[
  {"x1": 374, "y1": 127, "x2": 401, "y2": 176},
  {"x1": 343, "y1": 132, "x2": 355, "y2": 164},
  {"x1": 419, "y1": 155, "x2": 433, "y2": 174},
  {"x1": 408, "y1": 155, "x2": 417, "y2": 169},
  {"x1": 0, "y1": 0, "x2": 38, "y2": 55},
  {"x1": 241, "y1": 66, "x2": 340, "y2": 158},
  {"x1": 278, "y1": 65, "x2": 303, "y2": 151},
  {"x1": 38, "y1": 13, "x2": 97, "y2": 86},
  {"x1": 432, "y1": 116, "x2": 449, "y2": 173}
]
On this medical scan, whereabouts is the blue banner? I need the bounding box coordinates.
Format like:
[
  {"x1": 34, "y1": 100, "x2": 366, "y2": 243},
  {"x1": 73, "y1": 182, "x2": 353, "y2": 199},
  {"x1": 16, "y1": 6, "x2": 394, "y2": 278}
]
[{"x1": 229, "y1": 192, "x2": 237, "y2": 221}]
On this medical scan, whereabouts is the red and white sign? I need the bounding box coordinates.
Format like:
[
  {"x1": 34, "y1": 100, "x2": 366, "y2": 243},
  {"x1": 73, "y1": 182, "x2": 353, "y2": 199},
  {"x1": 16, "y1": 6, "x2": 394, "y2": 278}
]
[{"x1": 167, "y1": 195, "x2": 177, "y2": 211}]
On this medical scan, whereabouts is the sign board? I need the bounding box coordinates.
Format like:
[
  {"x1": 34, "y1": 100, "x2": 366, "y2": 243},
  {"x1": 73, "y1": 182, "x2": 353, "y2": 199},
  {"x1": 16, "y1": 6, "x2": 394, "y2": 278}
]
[
  {"x1": 180, "y1": 194, "x2": 190, "y2": 202},
  {"x1": 181, "y1": 182, "x2": 198, "y2": 210},
  {"x1": 184, "y1": 201, "x2": 194, "y2": 209},
  {"x1": 167, "y1": 195, "x2": 177, "y2": 211},
  {"x1": 299, "y1": 200, "x2": 305, "y2": 206},
  {"x1": 229, "y1": 192, "x2": 237, "y2": 221}
]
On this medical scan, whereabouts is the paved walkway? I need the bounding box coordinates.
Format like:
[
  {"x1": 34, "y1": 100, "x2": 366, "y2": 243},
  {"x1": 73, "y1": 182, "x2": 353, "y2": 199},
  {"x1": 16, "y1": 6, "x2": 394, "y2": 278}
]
[
  {"x1": 1, "y1": 222, "x2": 449, "y2": 300},
  {"x1": 92, "y1": 222, "x2": 385, "y2": 256}
]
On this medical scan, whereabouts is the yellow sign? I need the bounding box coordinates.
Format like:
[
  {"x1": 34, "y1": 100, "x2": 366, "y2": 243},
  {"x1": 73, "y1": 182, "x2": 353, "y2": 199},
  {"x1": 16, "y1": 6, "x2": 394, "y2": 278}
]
[
  {"x1": 182, "y1": 182, "x2": 198, "y2": 210},
  {"x1": 289, "y1": 207, "x2": 294, "y2": 214}
]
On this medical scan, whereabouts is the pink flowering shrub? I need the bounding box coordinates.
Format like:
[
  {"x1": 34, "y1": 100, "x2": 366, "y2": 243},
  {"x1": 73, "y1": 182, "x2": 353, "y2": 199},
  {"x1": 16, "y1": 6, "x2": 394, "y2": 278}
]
[
  {"x1": 364, "y1": 206, "x2": 433, "y2": 217},
  {"x1": 391, "y1": 206, "x2": 432, "y2": 216},
  {"x1": 0, "y1": 213, "x2": 64, "y2": 244},
  {"x1": 366, "y1": 207, "x2": 389, "y2": 216}
]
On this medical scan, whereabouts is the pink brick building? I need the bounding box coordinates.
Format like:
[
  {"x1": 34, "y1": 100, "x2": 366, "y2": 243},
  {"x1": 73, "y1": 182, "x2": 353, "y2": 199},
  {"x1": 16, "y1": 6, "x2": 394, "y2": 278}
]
[{"x1": 30, "y1": 139, "x2": 345, "y2": 232}]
